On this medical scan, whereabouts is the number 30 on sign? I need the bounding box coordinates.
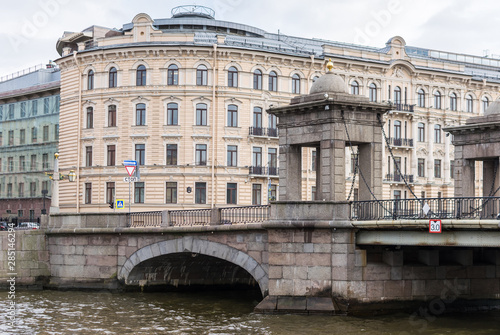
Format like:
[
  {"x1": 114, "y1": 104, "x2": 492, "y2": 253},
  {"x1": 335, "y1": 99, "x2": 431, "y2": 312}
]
[{"x1": 429, "y1": 219, "x2": 442, "y2": 233}]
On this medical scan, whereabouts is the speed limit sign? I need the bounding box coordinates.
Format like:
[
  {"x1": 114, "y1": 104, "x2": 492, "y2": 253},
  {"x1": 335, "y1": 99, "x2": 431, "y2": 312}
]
[{"x1": 429, "y1": 219, "x2": 442, "y2": 233}]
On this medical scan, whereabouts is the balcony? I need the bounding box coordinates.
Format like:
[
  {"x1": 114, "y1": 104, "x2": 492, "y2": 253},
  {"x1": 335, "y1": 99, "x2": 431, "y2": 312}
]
[
  {"x1": 249, "y1": 127, "x2": 279, "y2": 138},
  {"x1": 393, "y1": 104, "x2": 415, "y2": 112},
  {"x1": 384, "y1": 174, "x2": 414, "y2": 183},
  {"x1": 388, "y1": 137, "x2": 414, "y2": 148},
  {"x1": 249, "y1": 166, "x2": 279, "y2": 176}
]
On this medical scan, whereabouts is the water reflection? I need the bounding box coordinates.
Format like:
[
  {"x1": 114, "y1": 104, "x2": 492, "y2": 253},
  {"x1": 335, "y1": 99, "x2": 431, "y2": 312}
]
[{"x1": 0, "y1": 291, "x2": 499, "y2": 335}]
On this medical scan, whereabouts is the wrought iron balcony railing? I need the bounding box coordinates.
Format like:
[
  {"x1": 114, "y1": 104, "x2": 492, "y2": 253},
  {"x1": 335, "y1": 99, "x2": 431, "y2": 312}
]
[
  {"x1": 393, "y1": 103, "x2": 415, "y2": 112},
  {"x1": 249, "y1": 166, "x2": 279, "y2": 176},
  {"x1": 388, "y1": 137, "x2": 414, "y2": 147},
  {"x1": 385, "y1": 174, "x2": 414, "y2": 183},
  {"x1": 249, "y1": 127, "x2": 279, "y2": 137}
]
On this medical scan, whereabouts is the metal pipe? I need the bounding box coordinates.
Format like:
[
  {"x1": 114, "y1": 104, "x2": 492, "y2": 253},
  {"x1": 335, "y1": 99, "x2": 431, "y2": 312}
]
[
  {"x1": 211, "y1": 43, "x2": 217, "y2": 208},
  {"x1": 73, "y1": 51, "x2": 83, "y2": 213}
]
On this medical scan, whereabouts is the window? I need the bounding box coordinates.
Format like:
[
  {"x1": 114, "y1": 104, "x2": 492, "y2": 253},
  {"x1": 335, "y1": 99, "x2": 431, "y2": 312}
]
[
  {"x1": 167, "y1": 64, "x2": 179, "y2": 85},
  {"x1": 109, "y1": 67, "x2": 117, "y2": 88},
  {"x1": 227, "y1": 145, "x2": 237, "y2": 167},
  {"x1": 196, "y1": 103, "x2": 207, "y2": 126},
  {"x1": 0, "y1": 132, "x2": 2, "y2": 146},
  {"x1": 227, "y1": 104, "x2": 238, "y2": 127},
  {"x1": 450, "y1": 93, "x2": 457, "y2": 111},
  {"x1": 166, "y1": 144, "x2": 177, "y2": 165},
  {"x1": 136, "y1": 103, "x2": 146, "y2": 126},
  {"x1": 88, "y1": 70, "x2": 94, "y2": 90},
  {"x1": 394, "y1": 86, "x2": 401, "y2": 104},
  {"x1": 434, "y1": 91, "x2": 442, "y2": 109},
  {"x1": 86, "y1": 146, "x2": 92, "y2": 166},
  {"x1": 0, "y1": 105, "x2": 2, "y2": 120},
  {"x1": 134, "y1": 182, "x2": 145, "y2": 203},
  {"x1": 253, "y1": 147, "x2": 262, "y2": 167},
  {"x1": 85, "y1": 183, "x2": 92, "y2": 204},
  {"x1": 108, "y1": 105, "x2": 116, "y2": 127},
  {"x1": 43, "y1": 125, "x2": 49, "y2": 142},
  {"x1": 136, "y1": 65, "x2": 147, "y2": 86},
  {"x1": 167, "y1": 103, "x2": 178, "y2": 125},
  {"x1": 269, "y1": 148, "x2": 278, "y2": 175},
  {"x1": 8, "y1": 130, "x2": 14, "y2": 145},
  {"x1": 30, "y1": 155, "x2": 36, "y2": 171},
  {"x1": 394, "y1": 190, "x2": 401, "y2": 200},
  {"x1": 19, "y1": 156, "x2": 25, "y2": 171},
  {"x1": 18, "y1": 129, "x2": 24, "y2": 145},
  {"x1": 86, "y1": 107, "x2": 93, "y2": 128},
  {"x1": 7, "y1": 184, "x2": 12, "y2": 197},
  {"x1": 106, "y1": 182, "x2": 115, "y2": 204},
  {"x1": 107, "y1": 145, "x2": 115, "y2": 166},
  {"x1": 418, "y1": 158, "x2": 425, "y2": 177},
  {"x1": 8, "y1": 104, "x2": 14, "y2": 119},
  {"x1": 292, "y1": 74, "x2": 301, "y2": 94},
  {"x1": 269, "y1": 71, "x2": 278, "y2": 91},
  {"x1": 434, "y1": 159, "x2": 442, "y2": 178},
  {"x1": 252, "y1": 184, "x2": 262, "y2": 205},
  {"x1": 32, "y1": 100, "x2": 38, "y2": 116},
  {"x1": 417, "y1": 89, "x2": 425, "y2": 107},
  {"x1": 351, "y1": 81, "x2": 359, "y2": 95},
  {"x1": 196, "y1": 144, "x2": 207, "y2": 166},
  {"x1": 135, "y1": 144, "x2": 145, "y2": 165},
  {"x1": 21, "y1": 102, "x2": 26, "y2": 118},
  {"x1": 55, "y1": 96, "x2": 60, "y2": 111},
  {"x1": 312, "y1": 150, "x2": 317, "y2": 171},
  {"x1": 8, "y1": 157, "x2": 13, "y2": 172},
  {"x1": 269, "y1": 114, "x2": 277, "y2": 130},
  {"x1": 227, "y1": 183, "x2": 237, "y2": 204},
  {"x1": 450, "y1": 160, "x2": 455, "y2": 179},
  {"x1": 351, "y1": 153, "x2": 358, "y2": 173},
  {"x1": 55, "y1": 125, "x2": 59, "y2": 140},
  {"x1": 196, "y1": 65, "x2": 208, "y2": 86},
  {"x1": 31, "y1": 127, "x2": 37, "y2": 143},
  {"x1": 253, "y1": 107, "x2": 262, "y2": 128},
  {"x1": 228, "y1": 66, "x2": 238, "y2": 87},
  {"x1": 253, "y1": 69, "x2": 262, "y2": 90},
  {"x1": 42, "y1": 154, "x2": 49, "y2": 169},
  {"x1": 270, "y1": 184, "x2": 277, "y2": 201},
  {"x1": 195, "y1": 182, "x2": 206, "y2": 204},
  {"x1": 394, "y1": 120, "x2": 401, "y2": 140},
  {"x1": 466, "y1": 94, "x2": 473, "y2": 113},
  {"x1": 166, "y1": 182, "x2": 177, "y2": 204},
  {"x1": 434, "y1": 125, "x2": 441, "y2": 144},
  {"x1": 18, "y1": 183, "x2": 24, "y2": 198},
  {"x1": 393, "y1": 157, "x2": 401, "y2": 175},
  {"x1": 418, "y1": 123, "x2": 425, "y2": 142},
  {"x1": 311, "y1": 186, "x2": 316, "y2": 201},
  {"x1": 482, "y1": 96, "x2": 490, "y2": 114},
  {"x1": 44, "y1": 98, "x2": 49, "y2": 114},
  {"x1": 369, "y1": 83, "x2": 377, "y2": 102},
  {"x1": 42, "y1": 181, "x2": 48, "y2": 192}
]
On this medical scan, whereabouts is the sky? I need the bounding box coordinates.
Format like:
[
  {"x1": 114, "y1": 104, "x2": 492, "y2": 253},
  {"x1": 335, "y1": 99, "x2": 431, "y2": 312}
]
[{"x1": 1, "y1": 0, "x2": 500, "y2": 76}]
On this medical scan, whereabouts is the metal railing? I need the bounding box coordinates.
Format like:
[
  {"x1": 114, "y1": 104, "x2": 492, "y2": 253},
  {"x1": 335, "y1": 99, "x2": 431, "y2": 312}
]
[
  {"x1": 351, "y1": 197, "x2": 500, "y2": 221},
  {"x1": 393, "y1": 104, "x2": 415, "y2": 112},
  {"x1": 384, "y1": 174, "x2": 414, "y2": 183},
  {"x1": 220, "y1": 205, "x2": 270, "y2": 224},
  {"x1": 168, "y1": 208, "x2": 211, "y2": 226},
  {"x1": 249, "y1": 166, "x2": 279, "y2": 176},
  {"x1": 388, "y1": 137, "x2": 414, "y2": 147},
  {"x1": 129, "y1": 211, "x2": 162, "y2": 228},
  {"x1": 249, "y1": 127, "x2": 279, "y2": 137}
]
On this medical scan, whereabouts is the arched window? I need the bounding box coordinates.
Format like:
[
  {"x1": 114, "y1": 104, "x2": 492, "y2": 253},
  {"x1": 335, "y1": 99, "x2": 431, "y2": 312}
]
[
  {"x1": 86, "y1": 107, "x2": 93, "y2": 129},
  {"x1": 87, "y1": 70, "x2": 94, "y2": 90},
  {"x1": 434, "y1": 124, "x2": 441, "y2": 144},
  {"x1": 167, "y1": 64, "x2": 179, "y2": 85},
  {"x1": 482, "y1": 96, "x2": 490, "y2": 114},
  {"x1": 109, "y1": 67, "x2": 117, "y2": 88},
  {"x1": 108, "y1": 105, "x2": 116, "y2": 127},
  {"x1": 450, "y1": 93, "x2": 457, "y2": 111},
  {"x1": 394, "y1": 86, "x2": 402, "y2": 104},
  {"x1": 196, "y1": 103, "x2": 207, "y2": 126},
  {"x1": 369, "y1": 83, "x2": 377, "y2": 102},
  {"x1": 466, "y1": 94, "x2": 473, "y2": 113},
  {"x1": 351, "y1": 81, "x2": 359, "y2": 95},
  {"x1": 269, "y1": 71, "x2": 278, "y2": 92},
  {"x1": 253, "y1": 69, "x2": 262, "y2": 90},
  {"x1": 292, "y1": 74, "x2": 301, "y2": 94},
  {"x1": 434, "y1": 91, "x2": 442, "y2": 109},
  {"x1": 227, "y1": 104, "x2": 238, "y2": 127},
  {"x1": 197, "y1": 65, "x2": 208, "y2": 86},
  {"x1": 136, "y1": 65, "x2": 146, "y2": 86},
  {"x1": 167, "y1": 103, "x2": 178, "y2": 126},
  {"x1": 228, "y1": 66, "x2": 238, "y2": 87},
  {"x1": 418, "y1": 89, "x2": 425, "y2": 107},
  {"x1": 136, "y1": 103, "x2": 146, "y2": 126}
]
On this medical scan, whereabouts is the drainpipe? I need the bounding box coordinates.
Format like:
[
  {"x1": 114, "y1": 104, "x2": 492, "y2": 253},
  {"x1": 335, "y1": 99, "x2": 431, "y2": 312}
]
[
  {"x1": 73, "y1": 51, "x2": 83, "y2": 213},
  {"x1": 211, "y1": 43, "x2": 217, "y2": 208}
]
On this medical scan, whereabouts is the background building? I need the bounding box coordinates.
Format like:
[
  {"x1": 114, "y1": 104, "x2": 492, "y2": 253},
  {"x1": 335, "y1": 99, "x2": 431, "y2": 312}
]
[
  {"x1": 0, "y1": 64, "x2": 60, "y2": 221},
  {"x1": 54, "y1": 5, "x2": 500, "y2": 213}
]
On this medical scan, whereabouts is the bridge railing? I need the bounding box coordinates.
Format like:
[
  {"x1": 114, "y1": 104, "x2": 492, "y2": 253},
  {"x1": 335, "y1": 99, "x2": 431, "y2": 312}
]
[
  {"x1": 220, "y1": 205, "x2": 271, "y2": 224},
  {"x1": 351, "y1": 196, "x2": 500, "y2": 221},
  {"x1": 169, "y1": 208, "x2": 212, "y2": 226},
  {"x1": 129, "y1": 211, "x2": 162, "y2": 228}
]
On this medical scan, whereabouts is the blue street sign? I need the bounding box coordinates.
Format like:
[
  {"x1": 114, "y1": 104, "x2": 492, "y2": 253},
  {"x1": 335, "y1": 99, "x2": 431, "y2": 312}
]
[
  {"x1": 123, "y1": 160, "x2": 137, "y2": 166},
  {"x1": 116, "y1": 199, "x2": 125, "y2": 209}
]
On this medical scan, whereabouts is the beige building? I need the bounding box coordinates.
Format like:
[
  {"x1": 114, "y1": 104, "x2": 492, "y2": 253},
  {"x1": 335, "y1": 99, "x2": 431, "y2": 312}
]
[{"x1": 54, "y1": 6, "x2": 500, "y2": 213}]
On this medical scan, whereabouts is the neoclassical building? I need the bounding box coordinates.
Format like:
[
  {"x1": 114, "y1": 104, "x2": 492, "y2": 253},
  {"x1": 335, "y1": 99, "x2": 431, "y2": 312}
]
[{"x1": 54, "y1": 5, "x2": 500, "y2": 213}]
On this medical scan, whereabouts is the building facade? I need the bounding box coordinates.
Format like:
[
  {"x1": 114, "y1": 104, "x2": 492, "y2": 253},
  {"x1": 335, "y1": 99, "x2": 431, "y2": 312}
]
[
  {"x1": 54, "y1": 6, "x2": 500, "y2": 213},
  {"x1": 0, "y1": 65, "x2": 60, "y2": 221}
]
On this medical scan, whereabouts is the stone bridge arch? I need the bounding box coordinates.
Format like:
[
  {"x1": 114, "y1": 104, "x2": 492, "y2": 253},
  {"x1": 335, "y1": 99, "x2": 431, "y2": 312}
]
[{"x1": 118, "y1": 237, "x2": 268, "y2": 296}]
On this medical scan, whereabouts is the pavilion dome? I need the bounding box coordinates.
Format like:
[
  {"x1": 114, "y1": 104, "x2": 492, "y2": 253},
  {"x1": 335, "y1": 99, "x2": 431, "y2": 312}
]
[{"x1": 310, "y1": 59, "x2": 346, "y2": 94}]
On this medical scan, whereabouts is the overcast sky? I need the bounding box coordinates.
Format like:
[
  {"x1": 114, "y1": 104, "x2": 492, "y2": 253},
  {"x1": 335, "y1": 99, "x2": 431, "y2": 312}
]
[{"x1": 1, "y1": 0, "x2": 500, "y2": 76}]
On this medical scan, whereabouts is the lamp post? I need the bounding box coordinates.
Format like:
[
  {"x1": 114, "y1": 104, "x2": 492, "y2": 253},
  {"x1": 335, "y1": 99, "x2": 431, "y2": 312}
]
[{"x1": 47, "y1": 153, "x2": 76, "y2": 213}]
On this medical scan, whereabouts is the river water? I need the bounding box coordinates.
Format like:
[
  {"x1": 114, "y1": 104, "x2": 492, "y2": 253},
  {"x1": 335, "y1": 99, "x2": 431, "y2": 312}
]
[{"x1": 1, "y1": 290, "x2": 499, "y2": 335}]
